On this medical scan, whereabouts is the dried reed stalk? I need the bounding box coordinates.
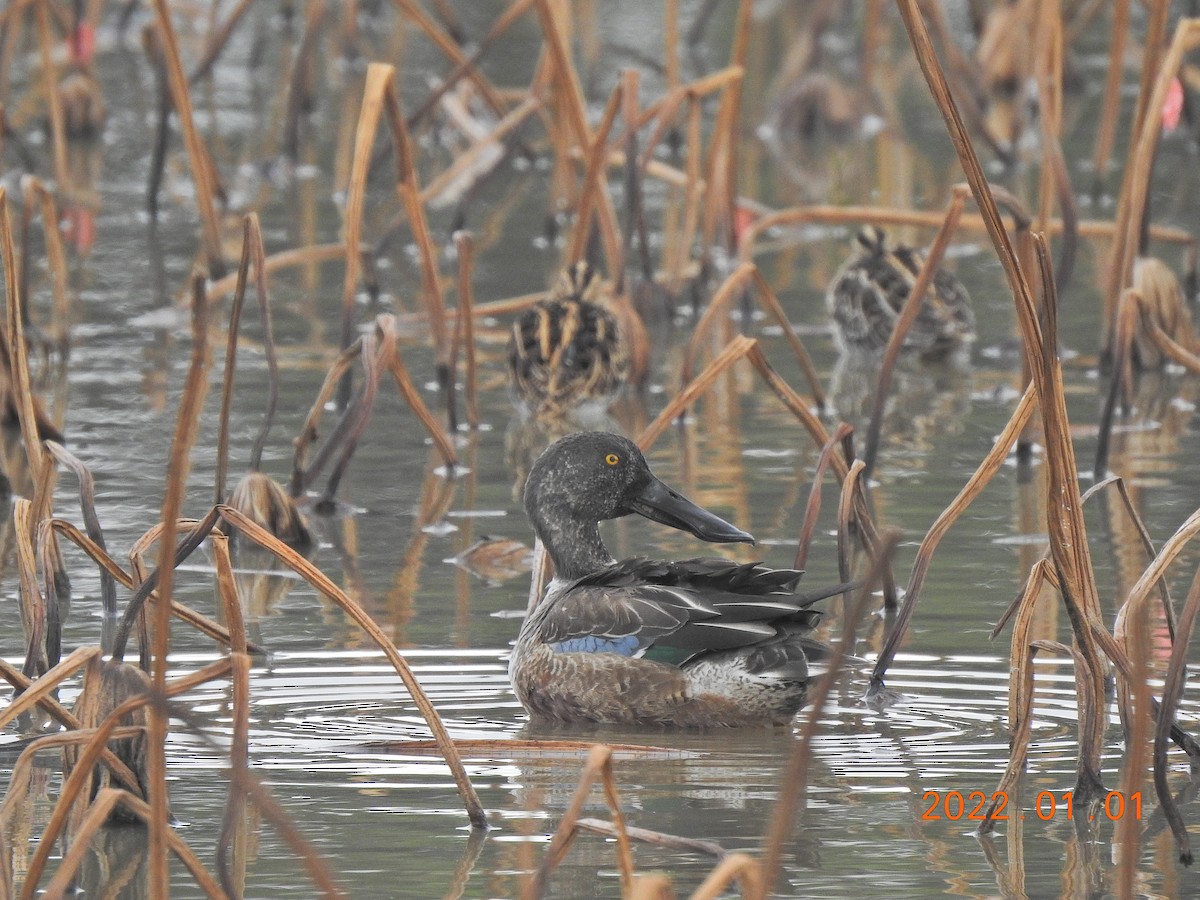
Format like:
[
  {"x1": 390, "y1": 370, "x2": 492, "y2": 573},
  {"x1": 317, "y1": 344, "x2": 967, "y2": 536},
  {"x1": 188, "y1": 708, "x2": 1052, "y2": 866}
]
[
  {"x1": 44, "y1": 442, "x2": 115, "y2": 627},
  {"x1": 653, "y1": 331, "x2": 883, "y2": 599},
  {"x1": 205, "y1": 243, "x2": 346, "y2": 302},
  {"x1": 419, "y1": 96, "x2": 541, "y2": 207},
  {"x1": 369, "y1": 69, "x2": 451, "y2": 379},
  {"x1": 218, "y1": 505, "x2": 487, "y2": 828},
  {"x1": 145, "y1": 265, "x2": 210, "y2": 895},
  {"x1": 33, "y1": 1, "x2": 68, "y2": 193},
  {"x1": 20, "y1": 674, "x2": 196, "y2": 898},
  {"x1": 526, "y1": 745, "x2": 633, "y2": 899},
  {"x1": 405, "y1": 0, "x2": 538, "y2": 128},
  {"x1": 0, "y1": 660, "x2": 144, "y2": 794},
  {"x1": 635, "y1": 66, "x2": 741, "y2": 170},
  {"x1": 49, "y1": 511, "x2": 260, "y2": 656},
  {"x1": 17, "y1": 499, "x2": 58, "y2": 674},
  {"x1": 1079, "y1": 476, "x2": 1175, "y2": 639},
  {"x1": 187, "y1": 0, "x2": 255, "y2": 84},
  {"x1": 216, "y1": 215, "x2": 257, "y2": 503},
  {"x1": 574, "y1": 817, "x2": 726, "y2": 858},
  {"x1": 741, "y1": 204, "x2": 1191, "y2": 264},
  {"x1": 378, "y1": 315, "x2": 459, "y2": 468},
  {"x1": 290, "y1": 340, "x2": 363, "y2": 494},
  {"x1": 22, "y1": 179, "x2": 71, "y2": 351},
  {"x1": 1103, "y1": 19, "x2": 1200, "y2": 355},
  {"x1": 566, "y1": 80, "x2": 624, "y2": 272},
  {"x1": 1114, "y1": 507, "x2": 1200, "y2": 681},
  {"x1": 699, "y1": 0, "x2": 751, "y2": 251},
  {"x1": 1031, "y1": 0, "x2": 1079, "y2": 296},
  {"x1": 282, "y1": 0, "x2": 327, "y2": 163},
  {"x1": 869, "y1": 377, "x2": 1036, "y2": 693},
  {"x1": 896, "y1": 0, "x2": 1112, "y2": 798},
  {"x1": 214, "y1": 534, "x2": 250, "y2": 895},
  {"x1": 150, "y1": 0, "x2": 227, "y2": 276},
  {"x1": 637, "y1": 335, "x2": 757, "y2": 450},
  {"x1": 691, "y1": 854, "x2": 762, "y2": 900},
  {"x1": 1116, "y1": 587, "x2": 1154, "y2": 894},
  {"x1": 0, "y1": 646, "x2": 98, "y2": 731},
  {"x1": 13, "y1": 657, "x2": 234, "y2": 897},
  {"x1": 794, "y1": 423, "x2": 854, "y2": 571},
  {"x1": 1154, "y1": 564, "x2": 1200, "y2": 864},
  {"x1": 835, "y1": 460, "x2": 865, "y2": 585},
  {"x1": 42, "y1": 785, "x2": 226, "y2": 900},
  {"x1": 1091, "y1": 0, "x2": 1130, "y2": 181},
  {"x1": 863, "y1": 186, "x2": 968, "y2": 478},
  {"x1": 319, "y1": 333, "x2": 384, "y2": 507},
  {"x1": 759, "y1": 533, "x2": 900, "y2": 898},
  {"x1": 669, "y1": 94, "x2": 703, "y2": 287},
  {"x1": 681, "y1": 263, "x2": 825, "y2": 410},
  {"x1": 391, "y1": 0, "x2": 508, "y2": 118},
  {"x1": 452, "y1": 231, "x2": 480, "y2": 429},
  {"x1": 339, "y1": 64, "x2": 387, "y2": 401},
  {"x1": 0, "y1": 188, "x2": 46, "y2": 478},
  {"x1": 533, "y1": 0, "x2": 623, "y2": 267}
]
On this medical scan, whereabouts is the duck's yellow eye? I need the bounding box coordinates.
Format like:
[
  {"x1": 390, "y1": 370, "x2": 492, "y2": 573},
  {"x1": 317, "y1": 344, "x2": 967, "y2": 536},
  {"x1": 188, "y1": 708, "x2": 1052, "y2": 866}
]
[{"x1": 604, "y1": 453, "x2": 620, "y2": 466}]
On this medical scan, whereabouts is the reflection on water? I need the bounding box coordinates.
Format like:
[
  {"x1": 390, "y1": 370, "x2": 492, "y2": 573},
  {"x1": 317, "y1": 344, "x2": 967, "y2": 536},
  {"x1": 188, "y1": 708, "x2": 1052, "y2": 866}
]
[
  {"x1": 9, "y1": 649, "x2": 1196, "y2": 897},
  {"x1": 2, "y1": 1, "x2": 1200, "y2": 898}
]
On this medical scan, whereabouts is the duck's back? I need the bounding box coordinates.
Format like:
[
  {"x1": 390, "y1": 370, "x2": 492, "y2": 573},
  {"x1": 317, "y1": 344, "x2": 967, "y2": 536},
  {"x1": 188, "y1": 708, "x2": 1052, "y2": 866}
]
[{"x1": 512, "y1": 557, "x2": 841, "y2": 727}]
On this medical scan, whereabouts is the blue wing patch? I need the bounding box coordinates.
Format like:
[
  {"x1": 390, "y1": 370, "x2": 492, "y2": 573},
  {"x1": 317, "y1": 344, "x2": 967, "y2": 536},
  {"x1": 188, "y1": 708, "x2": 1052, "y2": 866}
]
[{"x1": 549, "y1": 635, "x2": 641, "y2": 656}]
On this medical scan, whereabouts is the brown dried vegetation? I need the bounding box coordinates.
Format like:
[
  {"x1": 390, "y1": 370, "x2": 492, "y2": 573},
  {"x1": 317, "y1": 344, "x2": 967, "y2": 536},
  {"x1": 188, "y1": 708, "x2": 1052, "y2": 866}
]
[{"x1": 0, "y1": 1, "x2": 1198, "y2": 897}]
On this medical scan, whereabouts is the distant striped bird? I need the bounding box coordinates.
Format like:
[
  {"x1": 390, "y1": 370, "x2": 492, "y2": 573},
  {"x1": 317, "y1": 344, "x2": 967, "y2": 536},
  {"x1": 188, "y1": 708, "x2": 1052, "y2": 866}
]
[
  {"x1": 507, "y1": 262, "x2": 629, "y2": 418},
  {"x1": 826, "y1": 226, "x2": 975, "y2": 359}
]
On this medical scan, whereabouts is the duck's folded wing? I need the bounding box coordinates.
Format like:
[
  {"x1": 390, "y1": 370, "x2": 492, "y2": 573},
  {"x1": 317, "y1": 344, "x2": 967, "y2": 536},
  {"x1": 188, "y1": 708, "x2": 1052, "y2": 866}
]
[
  {"x1": 540, "y1": 584, "x2": 742, "y2": 657},
  {"x1": 540, "y1": 583, "x2": 794, "y2": 658}
]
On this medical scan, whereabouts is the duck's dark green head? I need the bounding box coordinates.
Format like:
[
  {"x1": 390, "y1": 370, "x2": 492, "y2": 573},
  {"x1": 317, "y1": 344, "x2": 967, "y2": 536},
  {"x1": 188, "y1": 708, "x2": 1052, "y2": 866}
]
[{"x1": 523, "y1": 432, "x2": 754, "y2": 546}]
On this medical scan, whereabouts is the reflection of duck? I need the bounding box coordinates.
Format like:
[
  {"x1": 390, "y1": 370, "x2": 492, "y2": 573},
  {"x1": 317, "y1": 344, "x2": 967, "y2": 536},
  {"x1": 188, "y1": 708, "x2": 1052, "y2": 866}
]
[
  {"x1": 507, "y1": 263, "x2": 629, "y2": 419},
  {"x1": 826, "y1": 226, "x2": 975, "y2": 359},
  {"x1": 504, "y1": 405, "x2": 620, "y2": 502},
  {"x1": 829, "y1": 347, "x2": 973, "y2": 459},
  {"x1": 510, "y1": 433, "x2": 848, "y2": 727}
]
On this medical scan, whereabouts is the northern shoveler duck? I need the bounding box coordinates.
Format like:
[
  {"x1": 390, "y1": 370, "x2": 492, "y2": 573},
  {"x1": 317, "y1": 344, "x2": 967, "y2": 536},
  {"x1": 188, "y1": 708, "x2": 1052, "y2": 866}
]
[
  {"x1": 826, "y1": 226, "x2": 975, "y2": 359},
  {"x1": 507, "y1": 263, "x2": 629, "y2": 418},
  {"x1": 510, "y1": 432, "x2": 849, "y2": 728}
]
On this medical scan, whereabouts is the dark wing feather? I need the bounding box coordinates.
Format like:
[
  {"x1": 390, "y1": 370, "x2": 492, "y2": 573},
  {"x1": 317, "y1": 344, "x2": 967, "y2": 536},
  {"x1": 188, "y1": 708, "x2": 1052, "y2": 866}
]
[
  {"x1": 537, "y1": 583, "x2": 720, "y2": 657},
  {"x1": 541, "y1": 558, "x2": 833, "y2": 659}
]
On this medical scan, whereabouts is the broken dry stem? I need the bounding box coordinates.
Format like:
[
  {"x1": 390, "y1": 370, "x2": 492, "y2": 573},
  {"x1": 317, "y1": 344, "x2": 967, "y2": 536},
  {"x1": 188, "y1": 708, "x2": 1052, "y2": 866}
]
[
  {"x1": 378, "y1": 67, "x2": 449, "y2": 371},
  {"x1": 871, "y1": 382, "x2": 1036, "y2": 689},
  {"x1": 1104, "y1": 20, "x2": 1200, "y2": 353},
  {"x1": 0, "y1": 188, "x2": 46, "y2": 479},
  {"x1": 0, "y1": 660, "x2": 145, "y2": 795},
  {"x1": 217, "y1": 505, "x2": 487, "y2": 828},
  {"x1": 23, "y1": 179, "x2": 71, "y2": 350},
  {"x1": 215, "y1": 648, "x2": 251, "y2": 896},
  {"x1": 795, "y1": 423, "x2": 854, "y2": 571},
  {"x1": 759, "y1": 533, "x2": 899, "y2": 898},
  {"x1": 528, "y1": 745, "x2": 634, "y2": 899},
  {"x1": 691, "y1": 853, "x2": 763, "y2": 900},
  {"x1": 379, "y1": 315, "x2": 459, "y2": 469},
  {"x1": 452, "y1": 231, "x2": 481, "y2": 429},
  {"x1": 215, "y1": 214, "x2": 257, "y2": 504},
  {"x1": 864, "y1": 187, "x2": 968, "y2": 478},
  {"x1": 682, "y1": 263, "x2": 825, "y2": 409},
  {"x1": 567, "y1": 80, "x2": 624, "y2": 273},
  {"x1": 1154, "y1": 564, "x2": 1200, "y2": 864},
  {"x1": 896, "y1": 0, "x2": 1109, "y2": 795},
  {"x1": 146, "y1": 266, "x2": 211, "y2": 896},
  {"x1": 150, "y1": 0, "x2": 227, "y2": 276}
]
